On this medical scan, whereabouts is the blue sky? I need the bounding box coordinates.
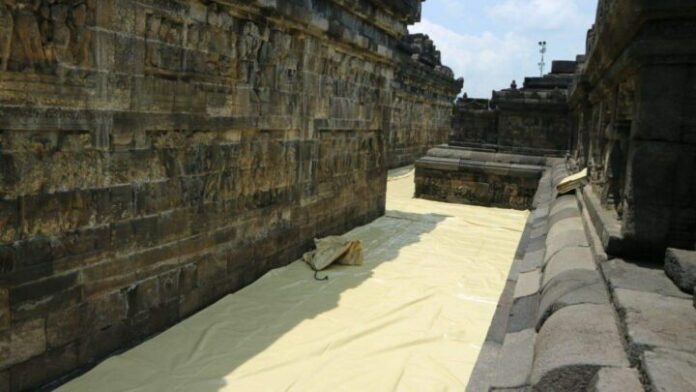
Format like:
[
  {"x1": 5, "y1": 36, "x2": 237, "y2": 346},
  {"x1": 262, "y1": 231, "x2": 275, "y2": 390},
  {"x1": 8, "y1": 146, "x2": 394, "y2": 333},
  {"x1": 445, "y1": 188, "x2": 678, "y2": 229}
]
[{"x1": 410, "y1": 0, "x2": 598, "y2": 98}]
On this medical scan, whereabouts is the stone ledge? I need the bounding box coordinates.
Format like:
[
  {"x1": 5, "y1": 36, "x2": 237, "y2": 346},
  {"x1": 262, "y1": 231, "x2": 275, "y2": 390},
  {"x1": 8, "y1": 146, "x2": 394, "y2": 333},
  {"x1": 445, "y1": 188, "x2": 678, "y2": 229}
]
[
  {"x1": 664, "y1": 248, "x2": 696, "y2": 294},
  {"x1": 601, "y1": 259, "x2": 691, "y2": 300}
]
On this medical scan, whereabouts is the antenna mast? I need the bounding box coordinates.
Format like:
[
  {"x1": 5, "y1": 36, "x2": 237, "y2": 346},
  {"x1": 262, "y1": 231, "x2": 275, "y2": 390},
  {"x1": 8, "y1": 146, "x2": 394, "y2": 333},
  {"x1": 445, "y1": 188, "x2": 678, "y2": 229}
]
[{"x1": 538, "y1": 41, "x2": 547, "y2": 77}]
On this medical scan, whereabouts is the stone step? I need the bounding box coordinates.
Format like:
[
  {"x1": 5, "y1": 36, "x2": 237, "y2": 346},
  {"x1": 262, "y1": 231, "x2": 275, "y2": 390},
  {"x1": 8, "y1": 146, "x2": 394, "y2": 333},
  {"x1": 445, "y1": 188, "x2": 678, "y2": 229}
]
[{"x1": 665, "y1": 248, "x2": 696, "y2": 294}]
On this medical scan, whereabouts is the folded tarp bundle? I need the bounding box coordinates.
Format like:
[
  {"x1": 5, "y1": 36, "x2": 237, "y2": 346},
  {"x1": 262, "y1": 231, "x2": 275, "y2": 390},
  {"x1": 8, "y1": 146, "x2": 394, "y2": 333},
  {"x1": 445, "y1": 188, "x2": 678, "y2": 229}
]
[
  {"x1": 303, "y1": 236, "x2": 363, "y2": 280},
  {"x1": 556, "y1": 168, "x2": 588, "y2": 195}
]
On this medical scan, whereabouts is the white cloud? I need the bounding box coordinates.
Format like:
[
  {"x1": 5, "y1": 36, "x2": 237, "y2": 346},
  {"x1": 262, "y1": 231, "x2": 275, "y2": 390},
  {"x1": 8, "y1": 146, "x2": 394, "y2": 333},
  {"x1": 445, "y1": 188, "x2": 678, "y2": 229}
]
[
  {"x1": 488, "y1": 0, "x2": 592, "y2": 32},
  {"x1": 410, "y1": 19, "x2": 535, "y2": 98}
]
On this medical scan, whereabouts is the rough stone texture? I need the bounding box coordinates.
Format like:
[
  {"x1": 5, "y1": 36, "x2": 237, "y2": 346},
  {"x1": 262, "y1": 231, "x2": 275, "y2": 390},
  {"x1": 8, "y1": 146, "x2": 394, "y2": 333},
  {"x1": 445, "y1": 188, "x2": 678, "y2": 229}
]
[
  {"x1": 586, "y1": 368, "x2": 644, "y2": 392},
  {"x1": 531, "y1": 304, "x2": 629, "y2": 392},
  {"x1": 664, "y1": 248, "x2": 696, "y2": 294},
  {"x1": 414, "y1": 148, "x2": 549, "y2": 210},
  {"x1": 415, "y1": 59, "x2": 577, "y2": 210},
  {"x1": 0, "y1": 0, "x2": 460, "y2": 389},
  {"x1": 450, "y1": 60, "x2": 577, "y2": 156},
  {"x1": 613, "y1": 288, "x2": 696, "y2": 358},
  {"x1": 492, "y1": 329, "x2": 536, "y2": 390},
  {"x1": 570, "y1": 0, "x2": 696, "y2": 255},
  {"x1": 601, "y1": 258, "x2": 691, "y2": 300},
  {"x1": 514, "y1": 270, "x2": 541, "y2": 299},
  {"x1": 388, "y1": 34, "x2": 462, "y2": 168},
  {"x1": 542, "y1": 246, "x2": 595, "y2": 286},
  {"x1": 508, "y1": 293, "x2": 539, "y2": 334},
  {"x1": 642, "y1": 349, "x2": 696, "y2": 392},
  {"x1": 544, "y1": 235, "x2": 591, "y2": 268},
  {"x1": 536, "y1": 269, "x2": 610, "y2": 331}
]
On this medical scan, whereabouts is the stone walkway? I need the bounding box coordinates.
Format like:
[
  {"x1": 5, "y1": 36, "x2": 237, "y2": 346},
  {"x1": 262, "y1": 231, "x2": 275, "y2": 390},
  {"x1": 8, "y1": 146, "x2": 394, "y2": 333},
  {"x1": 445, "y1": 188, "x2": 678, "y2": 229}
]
[
  {"x1": 468, "y1": 161, "x2": 696, "y2": 392},
  {"x1": 57, "y1": 167, "x2": 528, "y2": 391}
]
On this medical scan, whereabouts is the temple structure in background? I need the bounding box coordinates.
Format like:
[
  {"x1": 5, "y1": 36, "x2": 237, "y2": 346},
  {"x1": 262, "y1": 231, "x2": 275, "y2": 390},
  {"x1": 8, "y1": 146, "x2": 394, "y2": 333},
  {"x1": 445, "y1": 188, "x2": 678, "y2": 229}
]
[
  {"x1": 418, "y1": 1, "x2": 696, "y2": 391},
  {"x1": 416, "y1": 59, "x2": 579, "y2": 209}
]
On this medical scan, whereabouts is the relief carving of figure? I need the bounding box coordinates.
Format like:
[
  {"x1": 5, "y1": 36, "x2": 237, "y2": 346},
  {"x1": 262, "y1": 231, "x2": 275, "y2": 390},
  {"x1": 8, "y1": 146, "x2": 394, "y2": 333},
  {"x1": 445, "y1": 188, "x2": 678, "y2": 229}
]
[
  {"x1": 205, "y1": 4, "x2": 236, "y2": 78},
  {"x1": 69, "y1": 1, "x2": 92, "y2": 67},
  {"x1": 9, "y1": 0, "x2": 47, "y2": 71},
  {"x1": 145, "y1": 14, "x2": 163, "y2": 69},
  {"x1": 145, "y1": 13, "x2": 183, "y2": 75},
  {"x1": 0, "y1": 1, "x2": 13, "y2": 70},
  {"x1": 41, "y1": 0, "x2": 72, "y2": 69},
  {"x1": 238, "y1": 21, "x2": 262, "y2": 84},
  {"x1": 1, "y1": 0, "x2": 93, "y2": 73}
]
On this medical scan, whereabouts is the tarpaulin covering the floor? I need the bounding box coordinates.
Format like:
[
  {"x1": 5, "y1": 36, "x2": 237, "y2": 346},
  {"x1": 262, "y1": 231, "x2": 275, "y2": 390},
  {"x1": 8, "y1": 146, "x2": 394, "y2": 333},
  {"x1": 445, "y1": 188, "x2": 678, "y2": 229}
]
[{"x1": 59, "y1": 167, "x2": 528, "y2": 391}]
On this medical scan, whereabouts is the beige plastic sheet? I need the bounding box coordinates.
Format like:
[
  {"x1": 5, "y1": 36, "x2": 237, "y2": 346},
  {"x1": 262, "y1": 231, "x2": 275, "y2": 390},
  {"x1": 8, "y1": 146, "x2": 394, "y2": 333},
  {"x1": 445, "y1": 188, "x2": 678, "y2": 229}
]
[{"x1": 59, "y1": 166, "x2": 528, "y2": 392}]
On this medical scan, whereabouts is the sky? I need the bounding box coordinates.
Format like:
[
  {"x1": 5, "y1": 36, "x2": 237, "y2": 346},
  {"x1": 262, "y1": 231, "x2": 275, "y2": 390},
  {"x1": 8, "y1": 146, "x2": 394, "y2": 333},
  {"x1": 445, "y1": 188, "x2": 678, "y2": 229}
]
[{"x1": 410, "y1": 0, "x2": 598, "y2": 98}]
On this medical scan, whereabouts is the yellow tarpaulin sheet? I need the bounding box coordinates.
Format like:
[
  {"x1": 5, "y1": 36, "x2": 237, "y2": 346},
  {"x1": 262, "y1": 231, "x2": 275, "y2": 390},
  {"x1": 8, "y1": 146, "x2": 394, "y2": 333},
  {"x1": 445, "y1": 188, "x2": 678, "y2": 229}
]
[{"x1": 59, "y1": 166, "x2": 528, "y2": 392}]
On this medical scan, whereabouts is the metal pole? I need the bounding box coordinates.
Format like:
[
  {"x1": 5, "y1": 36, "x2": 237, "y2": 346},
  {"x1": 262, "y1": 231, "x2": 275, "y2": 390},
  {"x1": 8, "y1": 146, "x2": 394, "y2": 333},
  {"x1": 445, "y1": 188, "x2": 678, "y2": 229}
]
[{"x1": 538, "y1": 41, "x2": 547, "y2": 77}]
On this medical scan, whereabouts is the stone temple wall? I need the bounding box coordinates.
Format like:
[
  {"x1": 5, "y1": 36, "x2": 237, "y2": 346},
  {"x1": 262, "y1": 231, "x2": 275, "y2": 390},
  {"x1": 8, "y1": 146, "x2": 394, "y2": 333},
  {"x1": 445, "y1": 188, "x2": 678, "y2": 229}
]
[
  {"x1": 388, "y1": 34, "x2": 462, "y2": 169},
  {"x1": 0, "y1": 1, "x2": 460, "y2": 389},
  {"x1": 571, "y1": 0, "x2": 696, "y2": 256}
]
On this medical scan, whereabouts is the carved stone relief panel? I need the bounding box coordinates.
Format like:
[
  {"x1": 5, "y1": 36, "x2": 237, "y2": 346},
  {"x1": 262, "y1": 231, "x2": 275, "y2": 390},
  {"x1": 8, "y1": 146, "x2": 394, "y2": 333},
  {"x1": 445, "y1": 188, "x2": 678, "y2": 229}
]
[{"x1": 1, "y1": 0, "x2": 94, "y2": 75}]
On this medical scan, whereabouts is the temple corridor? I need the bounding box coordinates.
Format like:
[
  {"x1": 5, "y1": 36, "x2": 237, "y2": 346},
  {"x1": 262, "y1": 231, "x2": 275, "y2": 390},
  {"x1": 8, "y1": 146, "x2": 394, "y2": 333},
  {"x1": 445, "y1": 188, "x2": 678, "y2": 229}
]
[{"x1": 57, "y1": 167, "x2": 528, "y2": 391}]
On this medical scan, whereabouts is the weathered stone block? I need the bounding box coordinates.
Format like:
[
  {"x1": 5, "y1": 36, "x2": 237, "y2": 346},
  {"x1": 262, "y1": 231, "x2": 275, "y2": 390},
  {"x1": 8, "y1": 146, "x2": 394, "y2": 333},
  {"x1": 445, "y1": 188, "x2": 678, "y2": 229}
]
[
  {"x1": 10, "y1": 273, "x2": 81, "y2": 321},
  {"x1": 643, "y1": 349, "x2": 696, "y2": 392},
  {"x1": 508, "y1": 293, "x2": 539, "y2": 333},
  {"x1": 531, "y1": 304, "x2": 629, "y2": 391},
  {"x1": 9, "y1": 343, "x2": 79, "y2": 392},
  {"x1": 514, "y1": 270, "x2": 541, "y2": 299},
  {"x1": 542, "y1": 246, "x2": 595, "y2": 286},
  {"x1": 602, "y1": 258, "x2": 691, "y2": 300},
  {"x1": 587, "y1": 368, "x2": 644, "y2": 392},
  {"x1": 46, "y1": 305, "x2": 83, "y2": 349},
  {"x1": 0, "y1": 319, "x2": 46, "y2": 369},
  {"x1": 0, "y1": 288, "x2": 8, "y2": 331},
  {"x1": 537, "y1": 270, "x2": 609, "y2": 331},
  {"x1": 544, "y1": 232, "x2": 590, "y2": 266},
  {"x1": 125, "y1": 277, "x2": 161, "y2": 318},
  {"x1": 664, "y1": 248, "x2": 696, "y2": 294},
  {"x1": 492, "y1": 329, "x2": 536, "y2": 389},
  {"x1": 614, "y1": 288, "x2": 696, "y2": 357}
]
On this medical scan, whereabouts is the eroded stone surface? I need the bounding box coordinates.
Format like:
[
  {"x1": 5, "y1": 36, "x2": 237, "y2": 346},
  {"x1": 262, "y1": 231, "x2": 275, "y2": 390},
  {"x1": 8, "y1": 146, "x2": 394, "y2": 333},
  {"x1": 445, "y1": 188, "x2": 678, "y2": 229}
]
[
  {"x1": 614, "y1": 288, "x2": 696, "y2": 357},
  {"x1": 492, "y1": 329, "x2": 536, "y2": 389},
  {"x1": 531, "y1": 304, "x2": 629, "y2": 392},
  {"x1": 542, "y1": 246, "x2": 595, "y2": 286},
  {"x1": 587, "y1": 368, "x2": 644, "y2": 392},
  {"x1": 509, "y1": 294, "x2": 540, "y2": 333},
  {"x1": 602, "y1": 258, "x2": 691, "y2": 300},
  {"x1": 514, "y1": 270, "x2": 542, "y2": 299},
  {"x1": 643, "y1": 349, "x2": 696, "y2": 392},
  {"x1": 544, "y1": 232, "x2": 590, "y2": 266},
  {"x1": 536, "y1": 269, "x2": 609, "y2": 331},
  {"x1": 665, "y1": 248, "x2": 696, "y2": 294},
  {"x1": 0, "y1": 0, "x2": 462, "y2": 388}
]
